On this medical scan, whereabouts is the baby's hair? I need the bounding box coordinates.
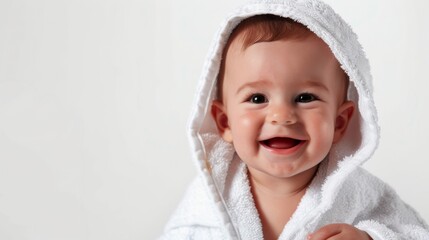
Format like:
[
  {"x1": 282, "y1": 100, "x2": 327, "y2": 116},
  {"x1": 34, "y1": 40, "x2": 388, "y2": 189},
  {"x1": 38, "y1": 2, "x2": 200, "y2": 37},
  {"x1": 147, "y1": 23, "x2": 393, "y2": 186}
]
[
  {"x1": 217, "y1": 14, "x2": 349, "y2": 101},
  {"x1": 229, "y1": 14, "x2": 311, "y2": 51}
]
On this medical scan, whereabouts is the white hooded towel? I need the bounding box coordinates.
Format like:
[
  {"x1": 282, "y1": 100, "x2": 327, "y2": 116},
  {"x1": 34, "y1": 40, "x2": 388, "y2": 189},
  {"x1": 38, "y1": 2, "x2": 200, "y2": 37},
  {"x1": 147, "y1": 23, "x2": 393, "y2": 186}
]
[{"x1": 160, "y1": 0, "x2": 429, "y2": 239}]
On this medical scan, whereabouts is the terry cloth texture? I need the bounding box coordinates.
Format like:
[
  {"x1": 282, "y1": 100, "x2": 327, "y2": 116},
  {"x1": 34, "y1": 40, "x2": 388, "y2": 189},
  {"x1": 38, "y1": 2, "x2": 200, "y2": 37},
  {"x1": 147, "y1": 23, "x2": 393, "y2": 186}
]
[{"x1": 160, "y1": 0, "x2": 429, "y2": 239}]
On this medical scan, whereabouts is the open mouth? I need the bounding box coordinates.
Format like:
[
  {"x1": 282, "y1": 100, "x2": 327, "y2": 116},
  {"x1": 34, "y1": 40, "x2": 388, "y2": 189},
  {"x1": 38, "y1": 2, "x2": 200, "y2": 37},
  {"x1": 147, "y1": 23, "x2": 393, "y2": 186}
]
[{"x1": 260, "y1": 137, "x2": 303, "y2": 149}]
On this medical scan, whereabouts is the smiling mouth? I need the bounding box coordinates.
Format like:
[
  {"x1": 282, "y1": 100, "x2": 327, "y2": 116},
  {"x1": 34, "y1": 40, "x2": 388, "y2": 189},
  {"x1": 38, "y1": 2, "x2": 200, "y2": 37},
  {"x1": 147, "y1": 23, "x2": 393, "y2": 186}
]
[{"x1": 260, "y1": 137, "x2": 303, "y2": 149}]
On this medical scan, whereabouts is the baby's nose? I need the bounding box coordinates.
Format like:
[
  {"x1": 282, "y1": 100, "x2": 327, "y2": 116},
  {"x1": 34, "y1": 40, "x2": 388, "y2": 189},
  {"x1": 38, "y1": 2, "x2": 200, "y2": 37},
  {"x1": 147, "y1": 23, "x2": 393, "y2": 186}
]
[{"x1": 267, "y1": 104, "x2": 297, "y2": 125}]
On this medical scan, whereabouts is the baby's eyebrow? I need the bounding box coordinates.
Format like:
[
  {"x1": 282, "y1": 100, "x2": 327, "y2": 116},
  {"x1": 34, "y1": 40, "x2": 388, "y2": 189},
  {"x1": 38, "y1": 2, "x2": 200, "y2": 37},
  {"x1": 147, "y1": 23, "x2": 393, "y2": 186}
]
[
  {"x1": 301, "y1": 80, "x2": 329, "y2": 92},
  {"x1": 236, "y1": 80, "x2": 273, "y2": 95},
  {"x1": 235, "y1": 79, "x2": 329, "y2": 95}
]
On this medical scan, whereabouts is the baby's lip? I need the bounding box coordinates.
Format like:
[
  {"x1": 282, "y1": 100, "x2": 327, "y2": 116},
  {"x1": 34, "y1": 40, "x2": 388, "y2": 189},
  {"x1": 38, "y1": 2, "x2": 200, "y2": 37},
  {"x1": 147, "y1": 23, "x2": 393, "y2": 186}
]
[{"x1": 259, "y1": 137, "x2": 303, "y2": 149}]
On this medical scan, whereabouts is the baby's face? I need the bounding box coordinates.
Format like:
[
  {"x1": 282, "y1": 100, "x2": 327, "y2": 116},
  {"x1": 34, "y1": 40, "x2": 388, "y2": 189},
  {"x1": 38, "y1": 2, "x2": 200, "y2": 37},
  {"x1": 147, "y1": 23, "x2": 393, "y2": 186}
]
[{"x1": 213, "y1": 34, "x2": 354, "y2": 181}]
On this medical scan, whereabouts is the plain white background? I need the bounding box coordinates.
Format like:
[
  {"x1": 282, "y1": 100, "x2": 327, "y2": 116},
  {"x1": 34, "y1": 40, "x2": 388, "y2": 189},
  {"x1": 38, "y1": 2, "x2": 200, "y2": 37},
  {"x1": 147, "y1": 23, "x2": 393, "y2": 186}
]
[{"x1": 0, "y1": 0, "x2": 428, "y2": 239}]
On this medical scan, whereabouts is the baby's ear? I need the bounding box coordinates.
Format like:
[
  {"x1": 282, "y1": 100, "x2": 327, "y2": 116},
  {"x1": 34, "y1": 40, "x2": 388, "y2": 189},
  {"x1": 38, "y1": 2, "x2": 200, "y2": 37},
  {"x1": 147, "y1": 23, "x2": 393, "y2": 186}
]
[
  {"x1": 211, "y1": 100, "x2": 233, "y2": 143},
  {"x1": 333, "y1": 101, "x2": 355, "y2": 143}
]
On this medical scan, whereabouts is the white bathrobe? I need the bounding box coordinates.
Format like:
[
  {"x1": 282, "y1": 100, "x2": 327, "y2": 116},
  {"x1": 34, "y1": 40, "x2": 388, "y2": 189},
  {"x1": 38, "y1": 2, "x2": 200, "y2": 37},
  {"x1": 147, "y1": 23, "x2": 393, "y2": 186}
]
[{"x1": 160, "y1": 0, "x2": 429, "y2": 239}]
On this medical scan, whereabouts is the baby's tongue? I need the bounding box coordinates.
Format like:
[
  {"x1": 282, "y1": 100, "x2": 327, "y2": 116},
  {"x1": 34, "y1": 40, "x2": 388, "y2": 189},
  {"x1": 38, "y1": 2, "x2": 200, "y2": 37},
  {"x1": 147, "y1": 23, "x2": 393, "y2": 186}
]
[{"x1": 264, "y1": 137, "x2": 299, "y2": 149}]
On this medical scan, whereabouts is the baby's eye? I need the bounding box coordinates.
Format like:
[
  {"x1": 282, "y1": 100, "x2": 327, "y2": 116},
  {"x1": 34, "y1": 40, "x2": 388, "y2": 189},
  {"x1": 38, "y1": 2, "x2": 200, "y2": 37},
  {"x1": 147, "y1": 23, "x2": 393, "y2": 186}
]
[
  {"x1": 247, "y1": 93, "x2": 268, "y2": 104},
  {"x1": 295, "y1": 93, "x2": 318, "y2": 103}
]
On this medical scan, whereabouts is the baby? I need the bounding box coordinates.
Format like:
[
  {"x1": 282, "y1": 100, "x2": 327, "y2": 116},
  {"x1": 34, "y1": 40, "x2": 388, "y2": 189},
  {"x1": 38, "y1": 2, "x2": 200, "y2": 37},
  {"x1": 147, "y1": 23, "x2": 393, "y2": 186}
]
[{"x1": 161, "y1": 1, "x2": 429, "y2": 239}]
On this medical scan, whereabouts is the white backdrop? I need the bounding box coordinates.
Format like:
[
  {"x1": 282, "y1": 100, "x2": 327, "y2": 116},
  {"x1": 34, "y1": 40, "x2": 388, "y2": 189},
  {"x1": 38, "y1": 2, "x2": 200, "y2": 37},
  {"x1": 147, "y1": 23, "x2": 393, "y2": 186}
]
[{"x1": 0, "y1": 0, "x2": 428, "y2": 239}]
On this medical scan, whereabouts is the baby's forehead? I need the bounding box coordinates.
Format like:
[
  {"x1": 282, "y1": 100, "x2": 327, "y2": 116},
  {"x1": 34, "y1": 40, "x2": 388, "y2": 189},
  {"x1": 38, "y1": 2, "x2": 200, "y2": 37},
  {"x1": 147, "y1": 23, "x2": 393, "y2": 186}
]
[
  {"x1": 226, "y1": 32, "x2": 338, "y2": 70},
  {"x1": 222, "y1": 36, "x2": 348, "y2": 102},
  {"x1": 228, "y1": 30, "x2": 324, "y2": 55}
]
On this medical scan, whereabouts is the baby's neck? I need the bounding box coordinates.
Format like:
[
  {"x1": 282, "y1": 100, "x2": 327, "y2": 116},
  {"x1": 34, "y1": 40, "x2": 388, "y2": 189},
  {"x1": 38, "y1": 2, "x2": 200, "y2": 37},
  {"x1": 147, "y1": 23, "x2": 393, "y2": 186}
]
[
  {"x1": 248, "y1": 165, "x2": 318, "y2": 197},
  {"x1": 248, "y1": 166, "x2": 318, "y2": 240}
]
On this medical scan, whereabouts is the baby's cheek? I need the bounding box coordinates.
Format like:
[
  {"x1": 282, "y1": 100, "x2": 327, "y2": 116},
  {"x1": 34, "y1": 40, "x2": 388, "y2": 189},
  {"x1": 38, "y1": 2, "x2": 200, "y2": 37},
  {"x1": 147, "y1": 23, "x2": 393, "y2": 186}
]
[
  {"x1": 230, "y1": 112, "x2": 261, "y2": 142},
  {"x1": 239, "y1": 117, "x2": 254, "y2": 128},
  {"x1": 305, "y1": 114, "x2": 336, "y2": 152},
  {"x1": 234, "y1": 112, "x2": 261, "y2": 130}
]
